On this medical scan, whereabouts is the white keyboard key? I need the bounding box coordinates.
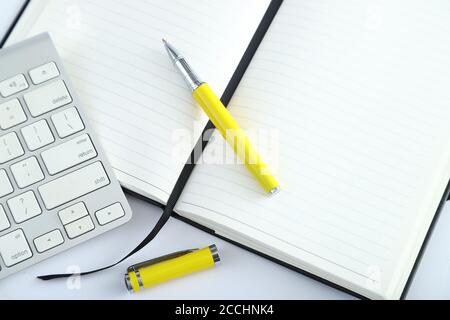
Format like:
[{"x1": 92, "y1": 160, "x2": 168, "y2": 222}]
[
  {"x1": 59, "y1": 202, "x2": 88, "y2": 225},
  {"x1": 21, "y1": 119, "x2": 55, "y2": 151},
  {"x1": 64, "y1": 216, "x2": 95, "y2": 239},
  {"x1": 0, "y1": 169, "x2": 13, "y2": 198},
  {"x1": 0, "y1": 229, "x2": 32, "y2": 267},
  {"x1": 0, "y1": 205, "x2": 10, "y2": 232},
  {"x1": 51, "y1": 107, "x2": 84, "y2": 138},
  {"x1": 11, "y1": 156, "x2": 44, "y2": 188},
  {"x1": 38, "y1": 162, "x2": 110, "y2": 210},
  {"x1": 0, "y1": 99, "x2": 27, "y2": 129},
  {"x1": 0, "y1": 74, "x2": 29, "y2": 98},
  {"x1": 33, "y1": 230, "x2": 64, "y2": 253},
  {"x1": 41, "y1": 134, "x2": 97, "y2": 175},
  {"x1": 7, "y1": 191, "x2": 42, "y2": 224},
  {"x1": 29, "y1": 62, "x2": 60, "y2": 85},
  {"x1": 23, "y1": 80, "x2": 72, "y2": 117},
  {"x1": 0, "y1": 132, "x2": 24, "y2": 164},
  {"x1": 95, "y1": 203, "x2": 125, "y2": 226}
]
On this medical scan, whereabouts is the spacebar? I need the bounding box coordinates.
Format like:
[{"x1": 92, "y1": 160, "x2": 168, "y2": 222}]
[{"x1": 38, "y1": 162, "x2": 110, "y2": 210}]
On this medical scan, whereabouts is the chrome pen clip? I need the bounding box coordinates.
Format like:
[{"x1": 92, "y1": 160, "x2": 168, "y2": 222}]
[{"x1": 127, "y1": 249, "x2": 197, "y2": 273}]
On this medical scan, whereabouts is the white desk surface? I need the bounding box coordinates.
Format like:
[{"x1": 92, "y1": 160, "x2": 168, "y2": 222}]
[{"x1": 1, "y1": 0, "x2": 450, "y2": 300}]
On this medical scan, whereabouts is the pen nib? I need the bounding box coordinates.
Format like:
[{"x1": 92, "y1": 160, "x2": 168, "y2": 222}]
[
  {"x1": 162, "y1": 38, "x2": 182, "y2": 63},
  {"x1": 162, "y1": 39, "x2": 203, "y2": 91}
]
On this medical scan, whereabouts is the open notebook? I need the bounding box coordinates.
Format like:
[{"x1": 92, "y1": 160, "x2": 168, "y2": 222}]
[{"x1": 5, "y1": 0, "x2": 450, "y2": 299}]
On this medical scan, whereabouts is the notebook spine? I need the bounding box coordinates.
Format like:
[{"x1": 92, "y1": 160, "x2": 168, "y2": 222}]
[{"x1": 0, "y1": 0, "x2": 30, "y2": 48}]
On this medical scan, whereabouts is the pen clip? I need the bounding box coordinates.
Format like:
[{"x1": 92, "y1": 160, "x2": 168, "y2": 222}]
[{"x1": 127, "y1": 249, "x2": 198, "y2": 272}]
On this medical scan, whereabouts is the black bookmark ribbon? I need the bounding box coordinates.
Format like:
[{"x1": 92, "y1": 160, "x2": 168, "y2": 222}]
[
  {"x1": 37, "y1": 202, "x2": 172, "y2": 280},
  {"x1": 37, "y1": 165, "x2": 193, "y2": 280}
]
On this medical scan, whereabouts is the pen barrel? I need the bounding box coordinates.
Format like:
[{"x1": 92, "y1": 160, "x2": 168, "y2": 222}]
[
  {"x1": 193, "y1": 83, "x2": 279, "y2": 193},
  {"x1": 126, "y1": 246, "x2": 217, "y2": 292}
]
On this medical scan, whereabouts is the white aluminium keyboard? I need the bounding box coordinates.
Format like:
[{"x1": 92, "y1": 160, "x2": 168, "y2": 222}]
[{"x1": 0, "y1": 33, "x2": 132, "y2": 280}]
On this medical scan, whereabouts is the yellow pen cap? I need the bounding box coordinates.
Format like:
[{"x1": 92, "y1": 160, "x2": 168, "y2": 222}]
[{"x1": 125, "y1": 245, "x2": 220, "y2": 293}]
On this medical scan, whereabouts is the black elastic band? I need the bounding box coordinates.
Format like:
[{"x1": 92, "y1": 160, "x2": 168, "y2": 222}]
[
  {"x1": 37, "y1": 162, "x2": 198, "y2": 280},
  {"x1": 37, "y1": 192, "x2": 173, "y2": 280}
]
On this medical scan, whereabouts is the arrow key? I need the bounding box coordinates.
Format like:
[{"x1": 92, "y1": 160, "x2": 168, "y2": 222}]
[
  {"x1": 64, "y1": 216, "x2": 94, "y2": 239},
  {"x1": 34, "y1": 230, "x2": 64, "y2": 253},
  {"x1": 95, "y1": 203, "x2": 125, "y2": 226}
]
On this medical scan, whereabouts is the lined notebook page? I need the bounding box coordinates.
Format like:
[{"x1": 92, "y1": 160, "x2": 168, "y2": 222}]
[
  {"x1": 176, "y1": 0, "x2": 450, "y2": 299},
  {"x1": 8, "y1": 0, "x2": 271, "y2": 203}
]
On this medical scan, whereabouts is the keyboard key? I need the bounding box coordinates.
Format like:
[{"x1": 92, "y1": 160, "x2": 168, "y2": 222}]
[
  {"x1": 7, "y1": 191, "x2": 42, "y2": 224},
  {"x1": 33, "y1": 230, "x2": 64, "y2": 253},
  {"x1": 0, "y1": 169, "x2": 13, "y2": 198},
  {"x1": 10, "y1": 156, "x2": 44, "y2": 188},
  {"x1": 29, "y1": 62, "x2": 60, "y2": 85},
  {"x1": 0, "y1": 99, "x2": 27, "y2": 129},
  {"x1": 0, "y1": 205, "x2": 10, "y2": 232},
  {"x1": 0, "y1": 229, "x2": 32, "y2": 267},
  {"x1": 95, "y1": 203, "x2": 125, "y2": 226},
  {"x1": 38, "y1": 162, "x2": 110, "y2": 210},
  {"x1": 64, "y1": 216, "x2": 94, "y2": 239},
  {"x1": 51, "y1": 107, "x2": 85, "y2": 138},
  {"x1": 41, "y1": 134, "x2": 97, "y2": 175},
  {"x1": 0, "y1": 74, "x2": 29, "y2": 98},
  {"x1": 59, "y1": 202, "x2": 88, "y2": 225},
  {"x1": 21, "y1": 120, "x2": 55, "y2": 151},
  {"x1": 23, "y1": 80, "x2": 72, "y2": 117},
  {"x1": 0, "y1": 132, "x2": 24, "y2": 164}
]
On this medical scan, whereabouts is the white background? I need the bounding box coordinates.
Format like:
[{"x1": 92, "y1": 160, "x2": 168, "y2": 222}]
[{"x1": 1, "y1": 0, "x2": 450, "y2": 299}]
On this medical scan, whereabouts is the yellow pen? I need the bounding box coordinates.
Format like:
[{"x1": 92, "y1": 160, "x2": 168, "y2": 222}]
[
  {"x1": 163, "y1": 39, "x2": 280, "y2": 194},
  {"x1": 125, "y1": 245, "x2": 220, "y2": 292}
]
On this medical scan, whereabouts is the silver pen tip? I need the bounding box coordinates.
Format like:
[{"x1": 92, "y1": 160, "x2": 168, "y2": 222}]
[
  {"x1": 162, "y1": 38, "x2": 182, "y2": 63},
  {"x1": 162, "y1": 39, "x2": 202, "y2": 91}
]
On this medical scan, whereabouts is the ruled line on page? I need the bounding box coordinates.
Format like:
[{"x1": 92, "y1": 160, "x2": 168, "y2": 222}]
[
  {"x1": 189, "y1": 170, "x2": 400, "y2": 244},
  {"x1": 88, "y1": 116, "x2": 171, "y2": 157},
  {"x1": 57, "y1": 48, "x2": 195, "y2": 108},
  {"x1": 180, "y1": 194, "x2": 382, "y2": 266},
  {"x1": 264, "y1": 35, "x2": 450, "y2": 119},
  {"x1": 112, "y1": 167, "x2": 171, "y2": 197},
  {"x1": 92, "y1": 126, "x2": 178, "y2": 174},
  {"x1": 227, "y1": 106, "x2": 421, "y2": 189},
  {"x1": 45, "y1": 26, "x2": 195, "y2": 94},
  {"x1": 76, "y1": 89, "x2": 187, "y2": 145},
  {"x1": 181, "y1": 200, "x2": 377, "y2": 281},
  {"x1": 69, "y1": 72, "x2": 196, "y2": 131},
  {"x1": 192, "y1": 166, "x2": 403, "y2": 236},
  {"x1": 242, "y1": 63, "x2": 440, "y2": 142},
  {"x1": 229, "y1": 105, "x2": 425, "y2": 184},
  {"x1": 85, "y1": 0, "x2": 226, "y2": 46},
  {"x1": 56, "y1": 0, "x2": 216, "y2": 62},
  {"x1": 98, "y1": 137, "x2": 178, "y2": 182},
  {"x1": 230, "y1": 93, "x2": 428, "y2": 171},
  {"x1": 183, "y1": 179, "x2": 398, "y2": 258},
  {"x1": 42, "y1": 19, "x2": 176, "y2": 73},
  {"x1": 247, "y1": 56, "x2": 444, "y2": 132}
]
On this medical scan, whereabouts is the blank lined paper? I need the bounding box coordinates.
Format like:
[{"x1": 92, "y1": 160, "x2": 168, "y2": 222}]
[
  {"x1": 176, "y1": 0, "x2": 450, "y2": 299},
  {"x1": 11, "y1": 0, "x2": 271, "y2": 203}
]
